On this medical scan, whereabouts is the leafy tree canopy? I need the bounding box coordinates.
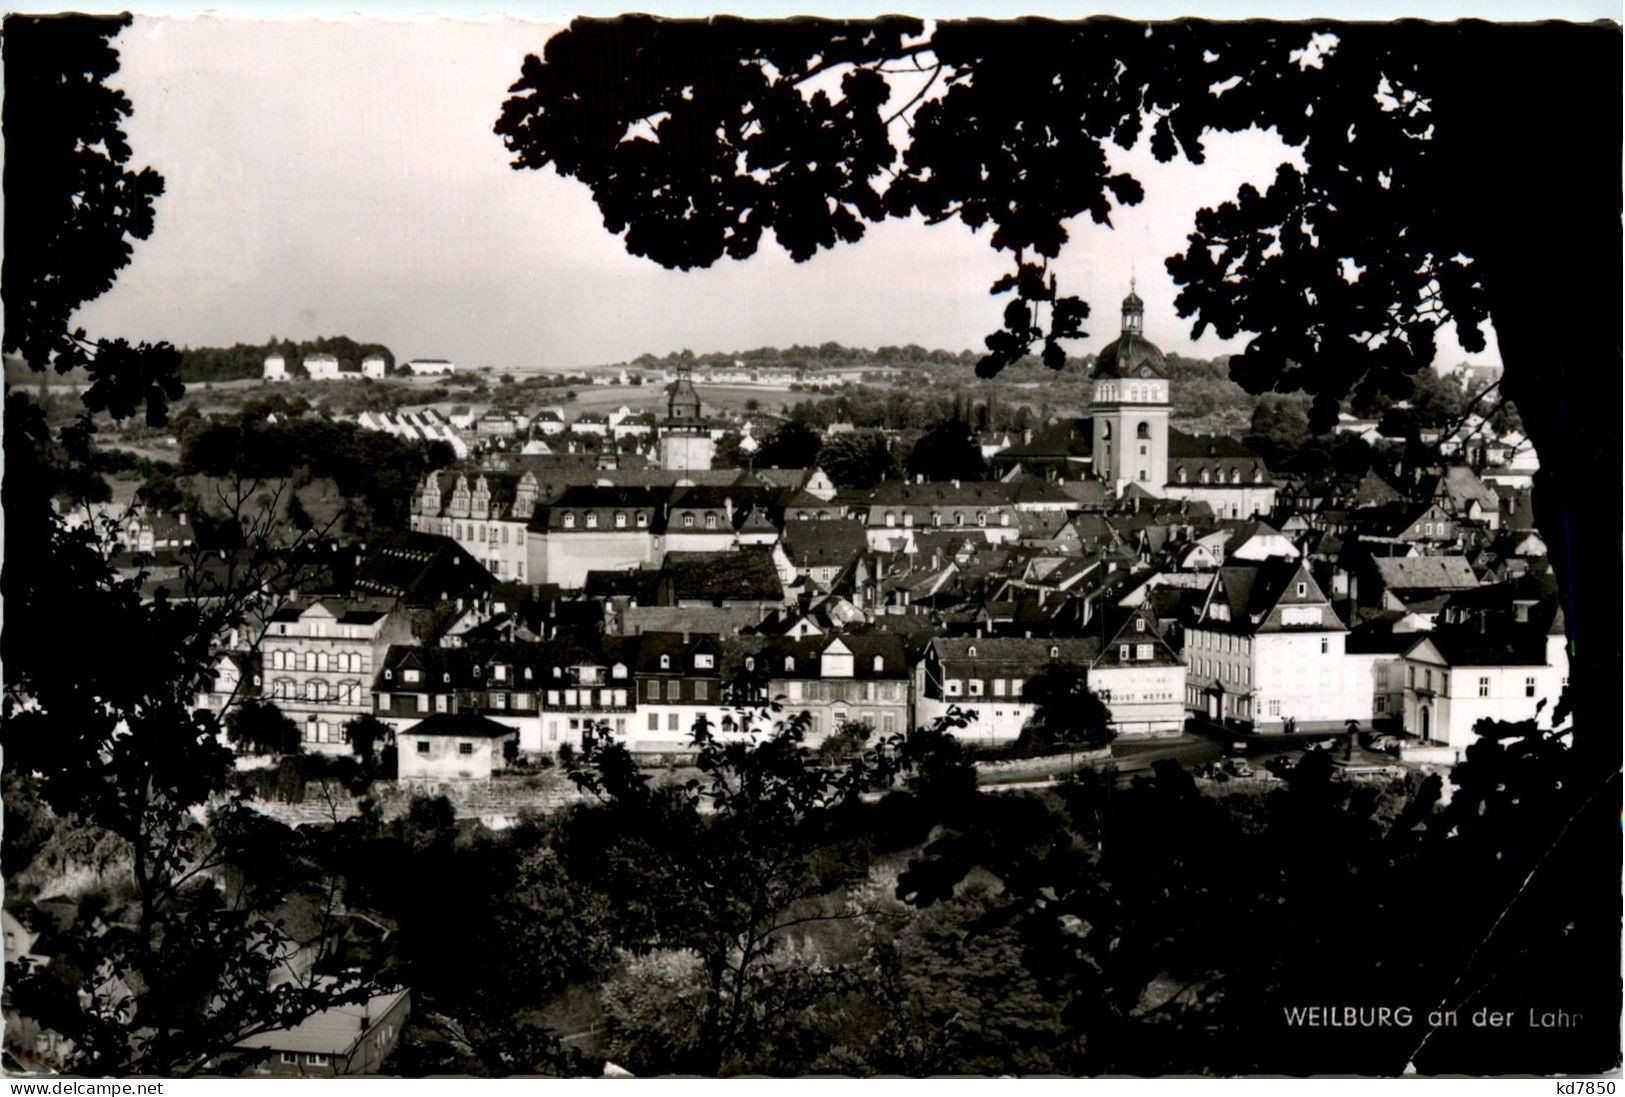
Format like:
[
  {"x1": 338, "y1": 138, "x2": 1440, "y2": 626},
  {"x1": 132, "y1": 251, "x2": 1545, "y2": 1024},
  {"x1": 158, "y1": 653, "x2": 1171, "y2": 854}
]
[{"x1": 3, "y1": 14, "x2": 181, "y2": 424}]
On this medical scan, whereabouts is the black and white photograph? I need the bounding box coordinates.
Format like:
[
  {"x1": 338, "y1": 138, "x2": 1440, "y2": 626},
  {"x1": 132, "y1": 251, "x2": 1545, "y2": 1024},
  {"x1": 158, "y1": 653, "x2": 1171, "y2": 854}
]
[{"x1": 2, "y1": 1, "x2": 1620, "y2": 1081}]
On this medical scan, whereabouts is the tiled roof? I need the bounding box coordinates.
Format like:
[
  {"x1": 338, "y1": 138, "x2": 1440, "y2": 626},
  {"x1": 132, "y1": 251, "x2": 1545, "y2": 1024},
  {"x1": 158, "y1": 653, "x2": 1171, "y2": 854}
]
[
  {"x1": 1372, "y1": 555, "x2": 1479, "y2": 590},
  {"x1": 781, "y1": 518, "x2": 868, "y2": 567},
  {"x1": 235, "y1": 986, "x2": 409, "y2": 1057},
  {"x1": 660, "y1": 548, "x2": 783, "y2": 601},
  {"x1": 401, "y1": 712, "x2": 520, "y2": 738}
]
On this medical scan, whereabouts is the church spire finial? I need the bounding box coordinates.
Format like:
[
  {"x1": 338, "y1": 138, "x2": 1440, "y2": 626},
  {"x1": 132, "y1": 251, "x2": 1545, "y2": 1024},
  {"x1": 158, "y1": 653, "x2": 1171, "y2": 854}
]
[{"x1": 1121, "y1": 274, "x2": 1145, "y2": 336}]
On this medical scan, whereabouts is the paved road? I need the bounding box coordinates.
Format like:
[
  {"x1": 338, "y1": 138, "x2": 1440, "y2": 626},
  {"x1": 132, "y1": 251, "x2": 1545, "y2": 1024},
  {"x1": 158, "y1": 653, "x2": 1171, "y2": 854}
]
[{"x1": 977, "y1": 732, "x2": 1224, "y2": 789}]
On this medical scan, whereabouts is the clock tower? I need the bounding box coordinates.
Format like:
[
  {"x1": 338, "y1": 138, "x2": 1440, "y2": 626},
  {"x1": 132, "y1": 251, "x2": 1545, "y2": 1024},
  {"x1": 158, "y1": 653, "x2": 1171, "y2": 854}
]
[{"x1": 1091, "y1": 283, "x2": 1171, "y2": 495}]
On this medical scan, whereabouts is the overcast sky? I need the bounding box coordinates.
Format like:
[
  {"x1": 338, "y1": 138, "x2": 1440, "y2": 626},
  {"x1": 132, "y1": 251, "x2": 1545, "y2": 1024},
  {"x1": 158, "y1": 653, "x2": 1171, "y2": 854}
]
[{"x1": 68, "y1": 14, "x2": 1519, "y2": 372}]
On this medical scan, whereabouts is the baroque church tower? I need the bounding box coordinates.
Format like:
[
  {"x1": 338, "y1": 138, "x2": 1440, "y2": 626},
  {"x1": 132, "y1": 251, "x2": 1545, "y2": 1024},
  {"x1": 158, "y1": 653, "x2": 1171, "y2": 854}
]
[
  {"x1": 1090, "y1": 283, "x2": 1171, "y2": 495},
  {"x1": 659, "y1": 363, "x2": 715, "y2": 471}
]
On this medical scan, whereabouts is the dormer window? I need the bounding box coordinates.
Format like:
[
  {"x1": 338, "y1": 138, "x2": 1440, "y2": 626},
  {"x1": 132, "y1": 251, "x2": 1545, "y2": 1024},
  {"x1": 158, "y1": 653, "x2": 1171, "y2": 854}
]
[
  {"x1": 585, "y1": 512, "x2": 599, "y2": 529},
  {"x1": 978, "y1": 512, "x2": 988, "y2": 527},
  {"x1": 745, "y1": 656, "x2": 755, "y2": 671},
  {"x1": 1230, "y1": 468, "x2": 1241, "y2": 484},
  {"x1": 524, "y1": 667, "x2": 533, "y2": 680},
  {"x1": 694, "y1": 653, "x2": 715, "y2": 669},
  {"x1": 704, "y1": 513, "x2": 718, "y2": 530},
  {"x1": 1200, "y1": 469, "x2": 1210, "y2": 484},
  {"x1": 660, "y1": 654, "x2": 671, "y2": 669},
  {"x1": 873, "y1": 655, "x2": 884, "y2": 672},
  {"x1": 784, "y1": 656, "x2": 795, "y2": 672},
  {"x1": 612, "y1": 663, "x2": 627, "y2": 678},
  {"x1": 552, "y1": 666, "x2": 562, "y2": 678},
  {"x1": 443, "y1": 672, "x2": 451, "y2": 682},
  {"x1": 494, "y1": 665, "x2": 507, "y2": 681},
  {"x1": 886, "y1": 512, "x2": 896, "y2": 528},
  {"x1": 1254, "y1": 468, "x2": 1264, "y2": 483},
  {"x1": 967, "y1": 645, "x2": 977, "y2": 658},
  {"x1": 636, "y1": 512, "x2": 649, "y2": 527},
  {"x1": 1178, "y1": 467, "x2": 1188, "y2": 483},
  {"x1": 384, "y1": 669, "x2": 394, "y2": 680},
  {"x1": 562, "y1": 513, "x2": 576, "y2": 529},
  {"x1": 403, "y1": 668, "x2": 421, "y2": 684},
  {"x1": 1049, "y1": 645, "x2": 1060, "y2": 658}
]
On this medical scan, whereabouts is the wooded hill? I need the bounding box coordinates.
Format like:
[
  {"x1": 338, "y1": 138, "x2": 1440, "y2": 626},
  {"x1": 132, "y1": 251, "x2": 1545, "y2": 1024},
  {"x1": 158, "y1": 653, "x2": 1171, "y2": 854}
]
[{"x1": 176, "y1": 336, "x2": 396, "y2": 382}]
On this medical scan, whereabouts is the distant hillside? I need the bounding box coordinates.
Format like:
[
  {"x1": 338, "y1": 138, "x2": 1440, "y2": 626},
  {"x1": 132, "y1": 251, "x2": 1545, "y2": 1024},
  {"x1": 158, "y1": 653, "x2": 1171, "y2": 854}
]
[
  {"x1": 5, "y1": 353, "x2": 92, "y2": 387},
  {"x1": 616, "y1": 343, "x2": 978, "y2": 373},
  {"x1": 616, "y1": 342, "x2": 1274, "y2": 432},
  {"x1": 177, "y1": 336, "x2": 396, "y2": 382}
]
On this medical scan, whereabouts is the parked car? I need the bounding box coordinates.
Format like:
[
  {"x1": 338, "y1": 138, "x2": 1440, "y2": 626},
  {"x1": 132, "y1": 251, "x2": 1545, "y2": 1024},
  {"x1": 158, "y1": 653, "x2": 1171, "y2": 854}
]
[{"x1": 1224, "y1": 758, "x2": 1254, "y2": 778}]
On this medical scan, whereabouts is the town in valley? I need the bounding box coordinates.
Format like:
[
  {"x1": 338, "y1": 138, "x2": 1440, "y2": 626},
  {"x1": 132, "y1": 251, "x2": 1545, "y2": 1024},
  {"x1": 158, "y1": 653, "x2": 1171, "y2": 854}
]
[{"x1": 6, "y1": 11, "x2": 1613, "y2": 1083}]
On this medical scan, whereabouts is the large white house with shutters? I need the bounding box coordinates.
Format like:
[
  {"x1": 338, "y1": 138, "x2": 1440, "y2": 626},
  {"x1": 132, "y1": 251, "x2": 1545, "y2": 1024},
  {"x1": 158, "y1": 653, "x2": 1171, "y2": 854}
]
[{"x1": 1184, "y1": 558, "x2": 1370, "y2": 732}]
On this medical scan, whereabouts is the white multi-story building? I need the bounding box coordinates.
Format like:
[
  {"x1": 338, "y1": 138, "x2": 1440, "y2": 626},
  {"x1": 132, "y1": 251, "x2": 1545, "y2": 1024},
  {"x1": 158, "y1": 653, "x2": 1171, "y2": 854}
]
[
  {"x1": 304, "y1": 353, "x2": 342, "y2": 381},
  {"x1": 1184, "y1": 557, "x2": 1370, "y2": 732},
  {"x1": 260, "y1": 597, "x2": 415, "y2": 754},
  {"x1": 409, "y1": 470, "x2": 537, "y2": 581},
  {"x1": 264, "y1": 354, "x2": 289, "y2": 382},
  {"x1": 1395, "y1": 585, "x2": 1569, "y2": 759}
]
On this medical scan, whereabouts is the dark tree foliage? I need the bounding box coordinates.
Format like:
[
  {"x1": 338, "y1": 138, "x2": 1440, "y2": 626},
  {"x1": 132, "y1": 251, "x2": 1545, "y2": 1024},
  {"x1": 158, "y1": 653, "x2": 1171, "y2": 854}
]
[
  {"x1": 752, "y1": 418, "x2": 824, "y2": 469},
  {"x1": 550, "y1": 705, "x2": 973, "y2": 1076},
  {"x1": 1016, "y1": 661, "x2": 1114, "y2": 754},
  {"x1": 224, "y1": 699, "x2": 302, "y2": 756},
  {"x1": 177, "y1": 412, "x2": 450, "y2": 527},
  {"x1": 1, "y1": 19, "x2": 380, "y2": 1074},
  {"x1": 3, "y1": 14, "x2": 181, "y2": 425},
  {"x1": 905, "y1": 418, "x2": 987, "y2": 482},
  {"x1": 334, "y1": 803, "x2": 608, "y2": 1076},
  {"x1": 815, "y1": 430, "x2": 896, "y2": 489},
  {"x1": 496, "y1": 16, "x2": 1620, "y2": 786},
  {"x1": 884, "y1": 722, "x2": 1617, "y2": 1076}
]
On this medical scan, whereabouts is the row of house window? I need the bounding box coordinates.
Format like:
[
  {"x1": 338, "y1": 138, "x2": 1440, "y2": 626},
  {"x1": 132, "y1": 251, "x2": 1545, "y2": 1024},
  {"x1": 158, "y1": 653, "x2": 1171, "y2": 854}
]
[
  {"x1": 272, "y1": 678, "x2": 364, "y2": 704},
  {"x1": 1174, "y1": 467, "x2": 1265, "y2": 484},
  {"x1": 943, "y1": 677, "x2": 1027, "y2": 698},
  {"x1": 302, "y1": 718, "x2": 345, "y2": 743},
  {"x1": 560, "y1": 511, "x2": 650, "y2": 530},
  {"x1": 268, "y1": 650, "x2": 366, "y2": 673},
  {"x1": 1405, "y1": 669, "x2": 1538, "y2": 698},
  {"x1": 453, "y1": 522, "x2": 517, "y2": 544},
  {"x1": 882, "y1": 511, "x2": 1012, "y2": 529},
  {"x1": 1192, "y1": 658, "x2": 1250, "y2": 684},
  {"x1": 1189, "y1": 631, "x2": 1253, "y2": 655},
  {"x1": 551, "y1": 688, "x2": 631, "y2": 707},
  {"x1": 414, "y1": 739, "x2": 478, "y2": 756},
  {"x1": 390, "y1": 663, "x2": 625, "y2": 685},
  {"x1": 785, "y1": 680, "x2": 904, "y2": 702}
]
